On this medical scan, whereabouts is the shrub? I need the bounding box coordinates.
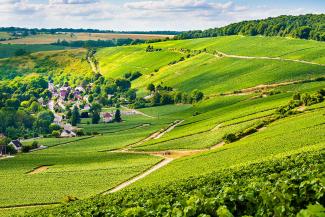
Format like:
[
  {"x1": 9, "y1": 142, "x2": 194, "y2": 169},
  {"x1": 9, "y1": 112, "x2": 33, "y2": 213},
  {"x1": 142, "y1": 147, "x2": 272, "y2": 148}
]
[
  {"x1": 31, "y1": 141, "x2": 38, "y2": 149},
  {"x1": 223, "y1": 133, "x2": 238, "y2": 143},
  {"x1": 76, "y1": 129, "x2": 85, "y2": 137},
  {"x1": 52, "y1": 130, "x2": 60, "y2": 138},
  {"x1": 21, "y1": 145, "x2": 32, "y2": 153},
  {"x1": 6, "y1": 145, "x2": 17, "y2": 155}
]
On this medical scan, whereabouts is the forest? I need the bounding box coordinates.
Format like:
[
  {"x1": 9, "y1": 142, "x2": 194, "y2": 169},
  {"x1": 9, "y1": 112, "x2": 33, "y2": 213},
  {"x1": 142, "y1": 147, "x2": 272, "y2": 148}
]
[{"x1": 176, "y1": 14, "x2": 325, "y2": 41}]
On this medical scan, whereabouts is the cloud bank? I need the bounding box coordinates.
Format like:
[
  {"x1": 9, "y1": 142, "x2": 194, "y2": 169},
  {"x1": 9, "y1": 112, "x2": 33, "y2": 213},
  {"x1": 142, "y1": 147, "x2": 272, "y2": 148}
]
[{"x1": 0, "y1": 0, "x2": 322, "y2": 31}]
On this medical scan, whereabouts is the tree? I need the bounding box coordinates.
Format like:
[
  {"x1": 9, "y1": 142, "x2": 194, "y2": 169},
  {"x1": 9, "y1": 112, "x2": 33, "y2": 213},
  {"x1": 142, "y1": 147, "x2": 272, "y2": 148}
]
[
  {"x1": 92, "y1": 111, "x2": 100, "y2": 124},
  {"x1": 15, "y1": 49, "x2": 28, "y2": 56},
  {"x1": 88, "y1": 95, "x2": 94, "y2": 103},
  {"x1": 151, "y1": 92, "x2": 161, "y2": 106},
  {"x1": 30, "y1": 101, "x2": 40, "y2": 113},
  {"x1": 49, "y1": 123, "x2": 61, "y2": 132},
  {"x1": 70, "y1": 106, "x2": 81, "y2": 126},
  {"x1": 115, "y1": 79, "x2": 131, "y2": 91},
  {"x1": 147, "y1": 83, "x2": 155, "y2": 93},
  {"x1": 5, "y1": 98, "x2": 20, "y2": 110},
  {"x1": 114, "y1": 109, "x2": 122, "y2": 122},
  {"x1": 52, "y1": 130, "x2": 60, "y2": 138},
  {"x1": 191, "y1": 90, "x2": 204, "y2": 103},
  {"x1": 34, "y1": 111, "x2": 54, "y2": 134}
]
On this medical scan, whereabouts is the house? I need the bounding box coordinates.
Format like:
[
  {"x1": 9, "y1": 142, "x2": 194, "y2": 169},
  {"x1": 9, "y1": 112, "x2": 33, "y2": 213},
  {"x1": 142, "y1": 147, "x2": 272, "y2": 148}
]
[
  {"x1": 9, "y1": 140, "x2": 23, "y2": 151},
  {"x1": 60, "y1": 130, "x2": 76, "y2": 138},
  {"x1": 64, "y1": 124, "x2": 73, "y2": 131},
  {"x1": 59, "y1": 87, "x2": 71, "y2": 99},
  {"x1": 102, "y1": 112, "x2": 113, "y2": 123},
  {"x1": 75, "y1": 86, "x2": 85, "y2": 93},
  {"x1": 83, "y1": 104, "x2": 91, "y2": 111}
]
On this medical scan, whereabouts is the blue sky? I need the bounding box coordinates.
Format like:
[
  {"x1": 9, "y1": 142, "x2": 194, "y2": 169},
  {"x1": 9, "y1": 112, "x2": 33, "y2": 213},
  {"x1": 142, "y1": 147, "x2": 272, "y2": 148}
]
[{"x1": 1, "y1": 0, "x2": 324, "y2": 31}]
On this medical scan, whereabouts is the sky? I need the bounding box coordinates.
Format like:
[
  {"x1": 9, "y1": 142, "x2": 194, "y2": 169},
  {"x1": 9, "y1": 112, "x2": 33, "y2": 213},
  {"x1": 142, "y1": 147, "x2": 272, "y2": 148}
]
[{"x1": 0, "y1": 0, "x2": 324, "y2": 31}]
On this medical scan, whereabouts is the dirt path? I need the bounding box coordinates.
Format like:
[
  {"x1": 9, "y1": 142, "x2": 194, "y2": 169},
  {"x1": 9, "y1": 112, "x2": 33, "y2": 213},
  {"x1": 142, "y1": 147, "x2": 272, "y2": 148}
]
[
  {"x1": 154, "y1": 120, "x2": 184, "y2": 139},
  {"x1": 106, "y1": 158, "x2": 173, "y2": 194},
  {"x1": 28, "y1": 166, "x2": 49, "y2": 175},
  {"x1": 121, "y1": 105, "x2": 155, "y2": 118},
  {"x1": 127, "y1": 120, "x2": 184, "y2": 148},
  {"x1": 215, "y1": 51, "x2": 325, "y2": 66},
  {"x1": 87, "y1": 57, "x2": 100, "y2": 74},
  {"x1": 213, "y1": 78, "x2": 324, "y2": 97}
]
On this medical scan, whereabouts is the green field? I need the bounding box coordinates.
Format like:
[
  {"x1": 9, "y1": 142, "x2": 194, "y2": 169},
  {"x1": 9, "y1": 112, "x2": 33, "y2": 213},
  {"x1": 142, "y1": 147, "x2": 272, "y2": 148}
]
[
  {"x1": 0, "y1": 44, "x2": 71, "y2": 58},
  {"x1": 94, "y1": 35, "x2": 325, "y2": 96},
  {"x1": 0, "y1": 35, "x2": 324, "y2": 216}
]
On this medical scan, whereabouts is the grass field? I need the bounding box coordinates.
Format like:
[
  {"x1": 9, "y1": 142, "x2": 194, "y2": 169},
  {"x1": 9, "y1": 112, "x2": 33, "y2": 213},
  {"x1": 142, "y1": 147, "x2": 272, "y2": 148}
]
[
  {"x1": 0, "y1": 48, "x2": 93, "y2": 81},
  {"x1": 0, "y1": 32, "x2": 12, "y2": 40},
  {"x1": 1, "y1": 35, "x2": 324, "y2": 216},
  {"x1": 94, "y1": 35, "x2": 325, "y2": 96},
  {"x1": 0, "y1": 32, "x2": 174, "y2": 45},
  {"x1": 0, "y1": 44, "x2": 71, "y2": 58}
]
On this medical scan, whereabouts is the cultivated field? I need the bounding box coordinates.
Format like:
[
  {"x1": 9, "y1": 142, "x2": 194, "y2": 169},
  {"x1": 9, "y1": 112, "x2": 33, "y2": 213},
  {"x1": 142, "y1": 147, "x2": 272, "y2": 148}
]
[
  {"x1": 0, "y1": 35, "x2": 324, "y2": 216},
  {"x1": 0, "y1": 32, "x2": 174, "y2": 45}
]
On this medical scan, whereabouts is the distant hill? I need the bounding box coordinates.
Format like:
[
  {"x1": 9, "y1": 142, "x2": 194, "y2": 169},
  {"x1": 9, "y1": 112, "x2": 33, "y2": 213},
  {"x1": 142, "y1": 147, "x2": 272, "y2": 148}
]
[{"x1": 176, "y1": 14, "x2": 325, "y2": 41}]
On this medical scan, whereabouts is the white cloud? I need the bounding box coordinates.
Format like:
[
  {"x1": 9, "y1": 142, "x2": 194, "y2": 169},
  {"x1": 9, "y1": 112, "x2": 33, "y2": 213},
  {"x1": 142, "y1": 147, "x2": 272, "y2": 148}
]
[
  {"x1": 0, "y1": 0, "x2": 322, "y2": 31},
  {"x1": 49, "y1": 0, "x2": 99, "y2": 4}
]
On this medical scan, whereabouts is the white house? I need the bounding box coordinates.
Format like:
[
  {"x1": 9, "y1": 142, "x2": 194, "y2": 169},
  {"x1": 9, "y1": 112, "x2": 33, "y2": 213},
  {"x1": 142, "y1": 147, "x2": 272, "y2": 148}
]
[
  {"x1": 9, "y1": 140, "x2": 23, "y2": 151},
  {"x1": 60, "y1": 130, "x2": 76, "y2": 138},
  {"x1": 102, "y1": 112, "x2": 113, "y2": 123}
]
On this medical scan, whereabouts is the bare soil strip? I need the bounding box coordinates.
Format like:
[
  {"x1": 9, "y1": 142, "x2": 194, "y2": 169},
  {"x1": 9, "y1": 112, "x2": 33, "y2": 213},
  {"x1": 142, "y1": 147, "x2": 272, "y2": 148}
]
[
  {"x1": 154, "y1": 120, "x2": 184, "y2": 139},
  {"x1": 128, "y1": 120, "x2": 184, "y2": 148},
  {"x1": 106, "y1": 158, "x2": 173, "y2": 194},
  {"x1": 28, "y1": 166, "x2": 49, "y2": 175}
]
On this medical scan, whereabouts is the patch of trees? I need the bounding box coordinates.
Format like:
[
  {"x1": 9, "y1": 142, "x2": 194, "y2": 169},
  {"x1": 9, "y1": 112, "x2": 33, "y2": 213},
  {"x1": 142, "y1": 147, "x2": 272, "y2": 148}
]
[
  {"x1": 124, "y1": 71, "x2": 142, "y2": 81},
  {"x1": 146, "y1": 45, "x2": 162, "y2": 52},
  {"x1": 131, "y1": 84, "x2": 204, "y2": 108},
  {"x1": 0, "y1": 75, "x2": 54, "y2": 139},
  {"x1": 175, "y1": 14, "x2": 325, "y2": 41}
]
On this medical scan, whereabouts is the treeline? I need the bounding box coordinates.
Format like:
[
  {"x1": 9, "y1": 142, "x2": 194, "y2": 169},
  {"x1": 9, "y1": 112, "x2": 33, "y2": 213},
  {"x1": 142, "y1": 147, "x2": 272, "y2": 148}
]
[
  {"x1": 51, "y1": 39, "x2": 145, "y2": 48},
  {"x1": 0, "y1": 75, "x2": 54, "y2": 139},
  {"x1": 176, "y1": 14, "x2": 325, "y2": 41},
  {"x1": 0, "y1": 27, "x2": 179, "y2": 35}
]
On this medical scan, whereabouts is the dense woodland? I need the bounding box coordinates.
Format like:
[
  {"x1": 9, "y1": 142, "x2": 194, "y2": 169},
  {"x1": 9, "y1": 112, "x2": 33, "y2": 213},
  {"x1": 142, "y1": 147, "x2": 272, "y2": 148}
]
[{"x1": 176, "y1": 14, "x2": 325, "y2": 41}]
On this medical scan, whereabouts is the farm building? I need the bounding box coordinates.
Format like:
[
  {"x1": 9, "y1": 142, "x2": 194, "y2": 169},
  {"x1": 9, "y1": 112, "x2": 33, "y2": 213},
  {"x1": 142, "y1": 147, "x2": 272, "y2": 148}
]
[
  {"x1": 9, "y1": 140, "x2": 23, "y2": 151},
  {"x1": 102, "y1": 112, "x2": 113, "y2": 123},
  {"x1": 60, "y1": 130, "x2": 76, "y2": 138}
]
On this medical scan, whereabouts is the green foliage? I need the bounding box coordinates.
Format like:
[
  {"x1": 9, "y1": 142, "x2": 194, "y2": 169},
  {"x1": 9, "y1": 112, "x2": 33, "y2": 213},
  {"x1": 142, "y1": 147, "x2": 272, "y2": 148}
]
[
  {"x1": 70, "y1": 106, "x2": 81, "y2": 126},
  {"x1": 6, "y1": 145, "x2": 17, "y2": 155},
  {"x1": 114, "y1": 109, "x2": 122, "y2": 123},
  {"x1": 176, "y1": 14, "x2": 325, "y2": 41},
  {"x1": 26, "y1": 151, "x2": 325, "y2": 217}
]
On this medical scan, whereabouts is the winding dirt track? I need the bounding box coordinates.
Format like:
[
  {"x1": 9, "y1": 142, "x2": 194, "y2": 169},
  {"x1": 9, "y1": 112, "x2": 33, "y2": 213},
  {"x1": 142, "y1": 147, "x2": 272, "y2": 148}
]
[{"x1": 215, "y1": 51, "x2": 325, "y2": 66}]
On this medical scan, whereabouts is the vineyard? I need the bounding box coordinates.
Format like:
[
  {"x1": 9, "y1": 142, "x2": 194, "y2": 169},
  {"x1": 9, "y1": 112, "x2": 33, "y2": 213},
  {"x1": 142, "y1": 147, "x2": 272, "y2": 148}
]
[
  {"x1": 23, "y1": 148, "x2": 325, "y2": 217},
  {"x1": 0, "y1": 34, "x2": 324, "y2": 216}
]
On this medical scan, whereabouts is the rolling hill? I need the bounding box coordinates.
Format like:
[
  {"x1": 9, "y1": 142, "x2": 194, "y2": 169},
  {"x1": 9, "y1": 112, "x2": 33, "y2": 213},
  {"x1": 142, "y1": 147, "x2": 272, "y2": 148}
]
[{"x1": 0, "y1": 34, "x2": 324, "y2": 216}]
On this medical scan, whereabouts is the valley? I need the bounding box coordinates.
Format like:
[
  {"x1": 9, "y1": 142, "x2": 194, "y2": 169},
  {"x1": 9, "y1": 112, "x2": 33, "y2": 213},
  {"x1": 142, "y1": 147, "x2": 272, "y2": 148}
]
[{"x1": 0, "y1": 14, "x2": 324, "y2": 217}]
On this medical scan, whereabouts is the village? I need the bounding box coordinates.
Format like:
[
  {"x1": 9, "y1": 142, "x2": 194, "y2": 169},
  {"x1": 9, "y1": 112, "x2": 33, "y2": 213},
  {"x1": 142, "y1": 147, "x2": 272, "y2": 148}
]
[{"x1": 0, "y1": 81, "x2": 140, "y2": 157}]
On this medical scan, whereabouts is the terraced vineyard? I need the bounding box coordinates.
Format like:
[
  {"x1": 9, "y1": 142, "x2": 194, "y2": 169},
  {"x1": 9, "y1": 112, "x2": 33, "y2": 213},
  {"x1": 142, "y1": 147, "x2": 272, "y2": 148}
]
[{"x1": 0, "y1": 34, "x2": 324, "y2": 217}]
